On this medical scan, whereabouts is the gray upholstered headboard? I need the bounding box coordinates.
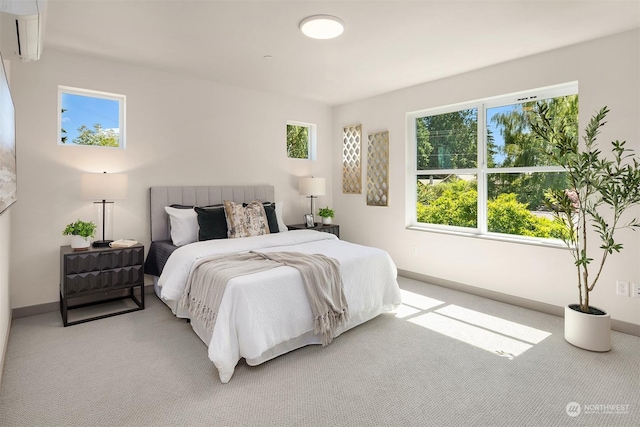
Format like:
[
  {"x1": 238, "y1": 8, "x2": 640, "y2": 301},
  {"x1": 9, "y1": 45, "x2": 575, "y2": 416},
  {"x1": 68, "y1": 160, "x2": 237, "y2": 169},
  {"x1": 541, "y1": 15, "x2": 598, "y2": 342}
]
[{"x1": 149, "y1": 185, "x2": 275, "y2": 242}]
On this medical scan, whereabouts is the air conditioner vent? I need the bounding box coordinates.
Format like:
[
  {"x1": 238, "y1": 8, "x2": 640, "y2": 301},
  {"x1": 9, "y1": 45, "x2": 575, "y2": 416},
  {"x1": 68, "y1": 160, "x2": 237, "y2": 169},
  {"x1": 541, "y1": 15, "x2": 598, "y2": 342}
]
[{"x1": 0, "y1": 0, "x2": 46, "y2": 62}]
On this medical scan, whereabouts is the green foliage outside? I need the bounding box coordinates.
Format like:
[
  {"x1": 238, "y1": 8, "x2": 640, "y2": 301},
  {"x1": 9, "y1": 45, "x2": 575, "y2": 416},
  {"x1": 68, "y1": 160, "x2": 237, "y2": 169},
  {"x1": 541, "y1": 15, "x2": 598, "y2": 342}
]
[
  {"x1": 487, "y1": 96, "x2": 578, "y2": 209},
  {"x1": 417, "y1": 180, "x2": 477, "y2": 228},
  {"x1": 416, "y1": 108, "x2": 477, "y2": 170},
  {"x1": 287, "y1": 125, "x2": 309, "y2": 159},
  {"x1": 416, "y1": 94, "x2": 578, "y2": 239},
  {"x1": 417, "y1": 179, "x2": 567, "y2": 238},
  {"x1": 61, "y1": 108, "x2": 68, "y2": 144},
  {"x1": 487, "y1": 193, "x2": 567, "y2": 239},
  {"x1": 60, "y1": 108, "x2": 119, "y2": 147},
  {"x1": 73, "y1": 124, "x2": 119, "y2": 147}
]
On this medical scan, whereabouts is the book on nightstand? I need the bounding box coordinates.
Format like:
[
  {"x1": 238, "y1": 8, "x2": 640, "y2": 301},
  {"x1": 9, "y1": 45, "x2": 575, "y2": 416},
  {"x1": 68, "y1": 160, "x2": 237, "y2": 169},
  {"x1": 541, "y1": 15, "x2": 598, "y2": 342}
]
[{"x1": 109, "y1": 239, "x2": 139, "y2": 248}]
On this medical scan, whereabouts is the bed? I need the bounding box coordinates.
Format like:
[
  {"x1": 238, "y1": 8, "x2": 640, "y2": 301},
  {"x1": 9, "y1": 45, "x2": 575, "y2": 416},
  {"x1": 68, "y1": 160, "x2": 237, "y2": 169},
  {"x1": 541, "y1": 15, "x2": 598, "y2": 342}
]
[{"x1": 145, "y1": 185, "x2": 401, "y2": 383}]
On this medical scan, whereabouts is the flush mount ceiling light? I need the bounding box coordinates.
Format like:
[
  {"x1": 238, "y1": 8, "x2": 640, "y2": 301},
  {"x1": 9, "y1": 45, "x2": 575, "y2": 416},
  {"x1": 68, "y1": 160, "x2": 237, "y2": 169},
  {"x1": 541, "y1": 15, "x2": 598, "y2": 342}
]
[{"x1": 299, "y1": 15, "x2": 344, "y2": 39}]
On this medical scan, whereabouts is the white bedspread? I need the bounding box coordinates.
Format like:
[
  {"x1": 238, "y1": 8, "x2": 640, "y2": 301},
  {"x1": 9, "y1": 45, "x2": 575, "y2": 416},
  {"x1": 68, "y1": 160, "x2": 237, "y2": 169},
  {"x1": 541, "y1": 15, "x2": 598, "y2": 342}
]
[{"x1": 157, "y1": 230, "x2": 401, "y2": 383}]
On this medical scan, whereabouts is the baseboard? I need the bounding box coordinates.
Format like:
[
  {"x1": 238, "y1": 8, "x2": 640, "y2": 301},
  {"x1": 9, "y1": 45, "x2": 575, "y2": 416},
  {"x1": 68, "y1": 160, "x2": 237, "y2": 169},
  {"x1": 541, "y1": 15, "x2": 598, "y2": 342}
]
[
  {"x1": 0, "y1": 311, "x2": 12, "y2": 389},
  {"x1": 12, "y1": 301, "x2": 59, "y2": 319},
  {"x1": 12, "y1": 284, "x2": 157, "y2": 319},
  {"x1": 397, "y1": 269, "x2": 640, "y2": 337}
]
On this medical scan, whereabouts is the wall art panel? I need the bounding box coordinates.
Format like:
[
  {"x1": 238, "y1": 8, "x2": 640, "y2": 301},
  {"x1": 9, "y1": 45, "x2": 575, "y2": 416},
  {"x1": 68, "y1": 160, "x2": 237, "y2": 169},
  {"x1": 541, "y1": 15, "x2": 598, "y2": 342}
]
[
  {"x1": 342, "y1": 124, "x2": 362, "y2": 194},
  {"x1": 367, "y1": 130, "x2": 389, "y2": 206}
]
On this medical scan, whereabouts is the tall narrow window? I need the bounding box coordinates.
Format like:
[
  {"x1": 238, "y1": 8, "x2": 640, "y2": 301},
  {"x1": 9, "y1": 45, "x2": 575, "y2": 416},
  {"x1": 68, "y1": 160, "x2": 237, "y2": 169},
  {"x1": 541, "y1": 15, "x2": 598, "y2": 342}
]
[
  {"x1": 59, "y1": 86, "x2": 126, "y2": 148},
  {"x1": 485, "y1": 95, "x2": 576, "y2": 239},
  {"x1": 286, "y1": 121, "x2": 316, "y2": 160},
  {"x1": 415, "y1": 108, "x2": 478, "y2": 230}
]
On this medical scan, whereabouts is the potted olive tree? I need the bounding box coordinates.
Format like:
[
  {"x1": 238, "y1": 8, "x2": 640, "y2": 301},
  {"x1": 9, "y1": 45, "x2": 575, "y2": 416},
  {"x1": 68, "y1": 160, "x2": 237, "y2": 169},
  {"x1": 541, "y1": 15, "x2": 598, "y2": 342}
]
[
  {"x1": 531, "y1": 104, "x2": 640, "y2": 351},
  {"x1": 63, "y1": 219, "x2": 97, "y2": 251},
  {"x1": 318, "y1": 207, "x2": 335, "y2": 225}
]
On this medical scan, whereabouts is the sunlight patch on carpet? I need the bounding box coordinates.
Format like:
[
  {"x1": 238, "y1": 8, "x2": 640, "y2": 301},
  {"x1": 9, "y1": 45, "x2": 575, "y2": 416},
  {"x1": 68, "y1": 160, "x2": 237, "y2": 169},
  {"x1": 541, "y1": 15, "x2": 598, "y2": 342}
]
[
  {"x1": 395, "y1": 289, "x2": 445, "y2": 318},
  {"x1": 403, "y1": 303, "x2": 552, "y2": 359},
  {"x1": 435, "y1": 305, "x2": 552, "y2": 344},
  {"x1": 409, "y1": 312, "x2": 533, "y2": 358}
]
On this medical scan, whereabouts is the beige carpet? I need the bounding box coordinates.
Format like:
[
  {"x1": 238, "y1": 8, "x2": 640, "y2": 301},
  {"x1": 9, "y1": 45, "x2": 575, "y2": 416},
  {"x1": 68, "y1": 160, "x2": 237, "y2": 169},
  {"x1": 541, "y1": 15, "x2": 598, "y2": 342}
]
[{"x1": 1, "y1": 276, "x2": 638, "y2": 426}]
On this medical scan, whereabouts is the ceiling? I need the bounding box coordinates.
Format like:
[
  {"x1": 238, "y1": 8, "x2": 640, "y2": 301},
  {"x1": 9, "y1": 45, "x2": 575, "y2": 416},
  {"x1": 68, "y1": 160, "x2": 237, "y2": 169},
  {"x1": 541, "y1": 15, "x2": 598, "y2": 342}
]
[{"x1": 42, "y1": 0, "x2": 640, "y2": 106}]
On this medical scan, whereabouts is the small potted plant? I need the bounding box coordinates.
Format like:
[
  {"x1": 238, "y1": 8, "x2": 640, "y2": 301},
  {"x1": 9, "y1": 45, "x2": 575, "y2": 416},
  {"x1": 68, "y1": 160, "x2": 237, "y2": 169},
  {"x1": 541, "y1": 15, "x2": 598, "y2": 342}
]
[
  {"x1": 63, "y1": 219, "x2": 97, "y2": 251},
  {"x1": 318, "y1": 207, "x2": 335, "y2": 225},
  {"x1": 531, "y1": 104, "x2": 640, "y2": 352}
]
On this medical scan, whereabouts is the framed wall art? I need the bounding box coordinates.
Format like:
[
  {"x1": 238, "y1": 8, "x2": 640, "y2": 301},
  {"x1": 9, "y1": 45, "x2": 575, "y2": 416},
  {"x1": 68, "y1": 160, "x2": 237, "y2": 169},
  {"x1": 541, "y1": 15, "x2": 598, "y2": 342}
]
[{"x1": 0, "y1": 54, "x2": 16, "y2": 216}]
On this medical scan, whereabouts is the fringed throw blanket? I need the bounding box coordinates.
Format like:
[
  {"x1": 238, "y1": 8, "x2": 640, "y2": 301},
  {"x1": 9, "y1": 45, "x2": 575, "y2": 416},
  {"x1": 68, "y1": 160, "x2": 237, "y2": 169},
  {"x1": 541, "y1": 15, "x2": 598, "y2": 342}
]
[
  {"x1": 180, "y1": 251, "x2": 349, "y2": 345},
  {"x1": 179, "y1": 252, "x2": 281, "y2": 333}
]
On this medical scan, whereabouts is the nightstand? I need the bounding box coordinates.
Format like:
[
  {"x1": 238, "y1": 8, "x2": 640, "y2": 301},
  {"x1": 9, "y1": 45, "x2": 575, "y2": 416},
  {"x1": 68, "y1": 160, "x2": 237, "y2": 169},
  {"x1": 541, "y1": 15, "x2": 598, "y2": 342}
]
[
  {"x1": 59, "y1": 244, "x2": 145, "y2": 326},
  {"x1": 287, "y1": 223, "x2": 339, "y2": 238}
]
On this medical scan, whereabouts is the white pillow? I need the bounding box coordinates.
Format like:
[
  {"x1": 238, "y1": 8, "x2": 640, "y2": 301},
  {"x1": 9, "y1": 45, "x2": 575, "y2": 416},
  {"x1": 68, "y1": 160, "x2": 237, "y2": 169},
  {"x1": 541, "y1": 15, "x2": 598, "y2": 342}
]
[
  {"x1": 275, "y1": 201, "x2": 288, "y2": 232},
  {"x1": 164, "y1": 206, "x2": 198, "y2": 246}
]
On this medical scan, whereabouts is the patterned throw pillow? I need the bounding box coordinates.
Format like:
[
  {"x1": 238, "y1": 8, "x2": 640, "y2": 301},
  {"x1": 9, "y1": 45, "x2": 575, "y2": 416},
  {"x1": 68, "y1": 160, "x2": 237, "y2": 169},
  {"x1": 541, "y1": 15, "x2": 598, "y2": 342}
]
[{"x1": 223, "y1": 200, "x2": 270, "y2": 238}]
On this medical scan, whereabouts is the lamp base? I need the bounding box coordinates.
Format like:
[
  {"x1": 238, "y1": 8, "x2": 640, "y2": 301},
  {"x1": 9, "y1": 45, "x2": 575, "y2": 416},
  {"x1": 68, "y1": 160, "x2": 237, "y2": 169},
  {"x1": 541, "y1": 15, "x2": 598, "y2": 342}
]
[{"x1": 92, "y1": 240, "x2": 113, "y2": 248}]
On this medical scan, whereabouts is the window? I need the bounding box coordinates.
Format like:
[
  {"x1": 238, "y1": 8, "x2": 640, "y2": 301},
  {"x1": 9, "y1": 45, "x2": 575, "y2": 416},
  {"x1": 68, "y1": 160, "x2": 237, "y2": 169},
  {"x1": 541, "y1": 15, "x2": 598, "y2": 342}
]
[
  {"x1": 286, "y1": 121, "x2": 316, "y2": 159},
  {"x1": 58, "y1": 86, "x2": 125, "y2": 148},
  {"x1": 408, "y1": 83, "x2": 578, "y2": 242}
]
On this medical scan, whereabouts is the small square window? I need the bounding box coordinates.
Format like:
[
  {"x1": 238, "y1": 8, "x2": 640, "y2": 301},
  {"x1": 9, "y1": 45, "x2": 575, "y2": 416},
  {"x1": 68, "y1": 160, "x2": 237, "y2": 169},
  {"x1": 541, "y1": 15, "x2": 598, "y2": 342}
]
[
  {"x1": 286, "y1": 121, "x2": 316, "y2": 159},
  {"x1": 58, "y1": 86, "x2": 125, "y2": 148}
]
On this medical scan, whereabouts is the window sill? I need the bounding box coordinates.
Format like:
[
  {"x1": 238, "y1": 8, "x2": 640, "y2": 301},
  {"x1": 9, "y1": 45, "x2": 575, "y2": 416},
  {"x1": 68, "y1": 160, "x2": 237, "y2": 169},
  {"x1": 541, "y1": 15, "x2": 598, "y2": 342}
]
[{"x1": 406, "y1": 225, "x2": 569, "y2": 250}]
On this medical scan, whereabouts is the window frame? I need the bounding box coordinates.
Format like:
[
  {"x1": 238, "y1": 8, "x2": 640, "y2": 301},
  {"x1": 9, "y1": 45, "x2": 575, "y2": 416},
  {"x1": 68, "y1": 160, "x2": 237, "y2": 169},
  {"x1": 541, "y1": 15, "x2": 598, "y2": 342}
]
[
  {"x1": 286, "y1": 120, "x2": 317, "y2": 160},
  {"x1": 58, "y1": 86, "x2": 126, "y2": 149},
  {"x1": 406, "y1": 82, "x2": 578, "y2": 245}
]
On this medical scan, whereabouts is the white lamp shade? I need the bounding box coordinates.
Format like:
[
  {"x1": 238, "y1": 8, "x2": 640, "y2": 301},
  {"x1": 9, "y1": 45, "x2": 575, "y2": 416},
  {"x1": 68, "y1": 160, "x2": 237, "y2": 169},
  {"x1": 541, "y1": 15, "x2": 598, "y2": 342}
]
[
  {"x1": 299, "y1": 177, "x2": 326, "y2": 196},
  {"x1": 81, "y1": 173, "x2": 128, "y2": 201}
]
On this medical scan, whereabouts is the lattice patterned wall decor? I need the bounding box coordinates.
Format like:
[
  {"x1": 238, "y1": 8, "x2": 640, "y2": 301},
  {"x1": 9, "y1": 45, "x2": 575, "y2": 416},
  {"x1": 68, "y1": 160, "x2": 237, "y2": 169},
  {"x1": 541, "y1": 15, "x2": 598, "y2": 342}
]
[
  {"x1": 367, "y1": 130, "x2": 389, "y2": 206},
  {"x1": 342, "y1": 124, "x2": 362, "y2": 194}
]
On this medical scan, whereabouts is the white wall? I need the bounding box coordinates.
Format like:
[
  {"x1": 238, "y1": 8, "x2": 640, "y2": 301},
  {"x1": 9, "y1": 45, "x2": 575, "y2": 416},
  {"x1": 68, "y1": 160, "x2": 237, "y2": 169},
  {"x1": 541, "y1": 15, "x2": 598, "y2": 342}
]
[
  {"x1": 332, "y1": 30, "x2": 640, "y2": 326},
  {"x1": 9, "y1": 49, "x2": 333, "y2": 309},
  {"x1": 7, "y1": 31, "x2": 640, "y2": 330}
]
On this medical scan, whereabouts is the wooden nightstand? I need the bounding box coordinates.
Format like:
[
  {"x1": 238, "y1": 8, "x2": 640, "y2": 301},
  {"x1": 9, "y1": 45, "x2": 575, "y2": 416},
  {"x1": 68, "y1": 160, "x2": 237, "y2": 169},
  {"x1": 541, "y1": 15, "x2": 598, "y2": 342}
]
[
  {"x1": 59, "y1": 244, "x2": 145, "y2": 326},
  {"x1": 287, "y1": 223, "x2": 339, "y2": 238}
]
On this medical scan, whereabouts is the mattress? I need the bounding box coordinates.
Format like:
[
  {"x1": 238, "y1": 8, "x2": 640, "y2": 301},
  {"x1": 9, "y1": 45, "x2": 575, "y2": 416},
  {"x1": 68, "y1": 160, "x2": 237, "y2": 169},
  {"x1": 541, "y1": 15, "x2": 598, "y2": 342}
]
[{"x1": 156, "y1": 230, "x2": 401, "y2": 382}]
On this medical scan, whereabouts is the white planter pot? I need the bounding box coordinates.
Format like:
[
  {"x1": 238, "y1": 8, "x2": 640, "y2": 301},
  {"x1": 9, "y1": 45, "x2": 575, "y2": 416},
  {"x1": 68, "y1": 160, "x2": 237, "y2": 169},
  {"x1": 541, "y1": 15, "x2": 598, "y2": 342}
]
[
  {"x1": 564, "y1": 304, "x2": 611, "y2": 352},
  {"x1": 322, "y1": 217, "x2": 332, "y2": 225},
  {"x1": 70, "y1": 235, "x2": 90, "y2": 251}
]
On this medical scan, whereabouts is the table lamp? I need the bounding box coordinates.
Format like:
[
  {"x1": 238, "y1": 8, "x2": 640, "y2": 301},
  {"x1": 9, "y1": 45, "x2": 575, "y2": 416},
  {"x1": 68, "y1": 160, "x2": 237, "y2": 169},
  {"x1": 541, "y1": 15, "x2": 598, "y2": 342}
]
[
  {"x1": 81, "y1": 172, "x2": 128, "y2": 247},
  {"x1": 299, "y1": 177, "x2": 326, "y2": 224}
]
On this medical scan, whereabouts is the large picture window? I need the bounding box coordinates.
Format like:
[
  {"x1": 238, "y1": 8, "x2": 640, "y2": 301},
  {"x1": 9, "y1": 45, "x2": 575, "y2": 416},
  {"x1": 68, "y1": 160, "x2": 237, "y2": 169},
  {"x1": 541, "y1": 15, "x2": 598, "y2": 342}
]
[
  {"x1": 408, "y1": 83, "x2": 578, "y2": 243},
  {"x1": 58, "y1": 86, "x2": 125, "y2": 148}
]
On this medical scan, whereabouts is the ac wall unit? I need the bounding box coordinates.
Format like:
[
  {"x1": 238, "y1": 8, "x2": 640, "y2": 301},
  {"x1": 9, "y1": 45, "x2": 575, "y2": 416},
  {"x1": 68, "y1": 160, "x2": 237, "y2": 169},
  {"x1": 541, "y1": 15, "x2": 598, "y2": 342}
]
[{"x1": 0, "y1": 0, "x2": 47, "y2": 62}]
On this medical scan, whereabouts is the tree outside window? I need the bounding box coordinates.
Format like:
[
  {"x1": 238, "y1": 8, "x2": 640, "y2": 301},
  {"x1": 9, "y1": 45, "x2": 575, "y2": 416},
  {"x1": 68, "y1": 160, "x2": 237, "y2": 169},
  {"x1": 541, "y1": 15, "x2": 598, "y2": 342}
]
[
  {"x1": 59, "y1": 86, "x2": 125, "y2": 148},
  {"x1": 410, "y1": 84, "x2": 578, "y2": 242},
  {"x1": 287, "y1": 124, "x2": 309, "y2": 159}
]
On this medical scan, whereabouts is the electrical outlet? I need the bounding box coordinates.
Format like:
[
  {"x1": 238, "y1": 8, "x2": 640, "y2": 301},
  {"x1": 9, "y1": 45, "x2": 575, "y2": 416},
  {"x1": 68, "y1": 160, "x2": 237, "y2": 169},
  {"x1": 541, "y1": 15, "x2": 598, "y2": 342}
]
[
  {"x1": 616, "y1": 280, "x2": 629, "y2": 297},
  {"x1": 631, "y1": 283, "x2": 640, "y2": 299},
  {"x1": 410, "y1": 245, "x2": 418, "y2": 256}
]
